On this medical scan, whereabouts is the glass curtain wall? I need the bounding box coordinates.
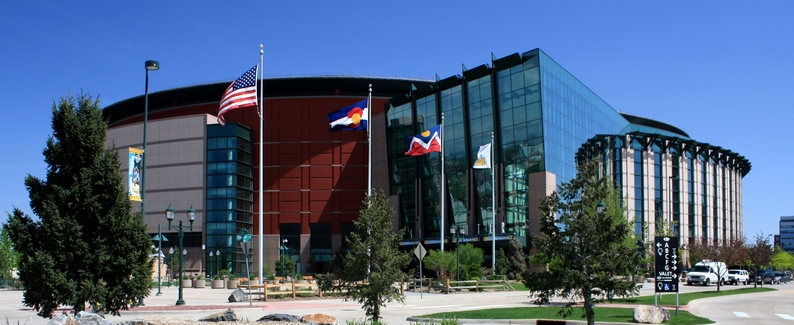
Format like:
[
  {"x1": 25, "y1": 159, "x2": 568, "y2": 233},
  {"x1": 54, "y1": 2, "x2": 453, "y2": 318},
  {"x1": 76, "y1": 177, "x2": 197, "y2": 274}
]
[
  {"x1": 416, "y1": 95, "x2": 442, "y2": 240},
  {"x1": 206, "y1": 123, "x2": 253, "y2": 277},
  {"x1": 467, "y1": 76, "x2": 494, "y2": 233},
  {"x1": 496, "y1": 58, "x2": 542, "y2": 236},
  {"x1": 386, "y1": 102, "x2": 418, "y2": 238},
  {"x1": 440, "y1": 85, "x2": 468, "y2": 230},
  {"x1": 537, "y1": 50, "x2": 626, "y2": 184}
]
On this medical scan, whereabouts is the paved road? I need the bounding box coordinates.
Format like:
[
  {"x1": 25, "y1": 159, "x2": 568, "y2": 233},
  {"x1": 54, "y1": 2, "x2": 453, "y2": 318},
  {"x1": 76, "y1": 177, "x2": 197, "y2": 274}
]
[
  {"x1": 692, "y1": 286, "x2": 794, "y2": 325},
  {"x1": 0, "y1": 282, "x2": 787, "y2": 324}
]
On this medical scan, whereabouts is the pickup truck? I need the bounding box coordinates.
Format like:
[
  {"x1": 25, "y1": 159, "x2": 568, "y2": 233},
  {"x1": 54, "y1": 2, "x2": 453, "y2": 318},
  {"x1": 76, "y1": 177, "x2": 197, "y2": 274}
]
[{"x1": 727, "y1": 269, "x2": 749, "y2": 285}]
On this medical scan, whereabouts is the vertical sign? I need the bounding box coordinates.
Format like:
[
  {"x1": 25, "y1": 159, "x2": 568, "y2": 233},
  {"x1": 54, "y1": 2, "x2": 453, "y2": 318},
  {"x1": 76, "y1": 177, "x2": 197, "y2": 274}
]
[
  {"x1": 128, "y1": 148, "x2": 143, "y2": 201},
  {"x1": 654, "y1": 236, "x2": 680, "y2": 293}
]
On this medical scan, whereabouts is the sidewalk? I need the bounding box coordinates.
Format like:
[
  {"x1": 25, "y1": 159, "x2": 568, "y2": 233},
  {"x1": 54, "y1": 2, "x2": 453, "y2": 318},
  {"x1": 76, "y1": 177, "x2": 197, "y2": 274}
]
[{"x1": 0, "y1": 282, "x2": 673, "y2": 325}]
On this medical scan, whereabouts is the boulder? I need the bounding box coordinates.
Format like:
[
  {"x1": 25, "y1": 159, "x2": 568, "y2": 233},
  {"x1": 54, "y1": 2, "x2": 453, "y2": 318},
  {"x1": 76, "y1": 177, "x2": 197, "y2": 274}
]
[
  {"x1": 257, "y1": 313, "x2": 302, "y2": 323},
  {"x1": 198, "y1": 309, "x2": 237, "y2": 322},
  {"x1": 301, "y1": 313, "x2": 339, "y2": 325},
  {"x1": 228, "y1": 288, "x2": 248, "y2": 302},
  {"x1": 74, "y1": 311, "x2": 114, "y2": 325},
  {"x1": 633, "y1": 305, "x2": 671, "y2": 324},
  {"x1": 46, "y1": 314, "x2": 72, "y2": 325}
]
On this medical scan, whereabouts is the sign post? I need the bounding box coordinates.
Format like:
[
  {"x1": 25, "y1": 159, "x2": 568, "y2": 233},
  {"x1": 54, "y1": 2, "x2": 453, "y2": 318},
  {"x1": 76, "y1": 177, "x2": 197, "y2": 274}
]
[
  {"x1": 414, "y1": 244, "x2": 427, "y2": 299},
  {"x1": 654, "y1": 236, "x2": 681, "y2": 315}
]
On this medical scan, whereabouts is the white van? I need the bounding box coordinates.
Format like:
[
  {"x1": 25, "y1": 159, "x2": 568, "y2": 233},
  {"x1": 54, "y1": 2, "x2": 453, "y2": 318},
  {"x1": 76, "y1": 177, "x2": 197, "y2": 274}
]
[{"x1": 686, "y1": 260, "x2": 728, "y2": 286}]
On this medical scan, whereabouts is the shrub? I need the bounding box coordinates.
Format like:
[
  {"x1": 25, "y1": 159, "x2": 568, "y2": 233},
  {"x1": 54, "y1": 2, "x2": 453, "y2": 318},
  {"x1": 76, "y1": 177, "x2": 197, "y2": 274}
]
[
  {"x1": 213, "y1": 274, "x2": 220, "y2": 280},
  {"x1": 229, "y1": 274, "x2": 237, "y2": 280}
]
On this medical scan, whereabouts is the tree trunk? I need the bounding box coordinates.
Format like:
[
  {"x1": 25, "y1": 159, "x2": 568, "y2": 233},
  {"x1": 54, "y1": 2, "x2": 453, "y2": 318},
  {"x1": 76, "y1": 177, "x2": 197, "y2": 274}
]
[{"x1": 584, "y1": 292, "x2": 595, "y2": 325}]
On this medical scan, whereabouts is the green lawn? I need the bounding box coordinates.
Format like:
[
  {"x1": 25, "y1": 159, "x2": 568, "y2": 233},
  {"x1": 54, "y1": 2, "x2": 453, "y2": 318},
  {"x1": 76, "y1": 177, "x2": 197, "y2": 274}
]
[
  {"x1": 415, "y1": 285, "x2": 774, "y2": 324},
  {"x1": 608, "y1": 287, "x2": 774, "y2": 305},
  {"x1": 418, "y1": 306, "x2": 712, "y2": 324}
]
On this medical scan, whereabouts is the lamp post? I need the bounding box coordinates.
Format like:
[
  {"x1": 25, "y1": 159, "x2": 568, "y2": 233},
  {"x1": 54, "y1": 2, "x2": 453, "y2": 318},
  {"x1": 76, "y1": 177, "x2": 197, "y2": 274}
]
[
  {"x1": 450, "y1": 225, "x2": 466, "y2": 283},
  {"x1": 169, "y1": 247, "x2": 175, "y2": 286},
  {"x1": 166, "y1": 204, "x2": 195, "y2": 306},
  {"x1": 216, "y1": 249, "x2": 221, "y2": 276},
  {"x1": 208, "y1": 251, "x2": 214, "y2": 279},
  {"x1": 237, "y1": 229, "x2": 253, "y2": 306},
  {"x1": 138, "y1": 59, "x2": 159, "y2": 307},
  {"x1": 279, "y1": 239, "x2": 288, "y2": 279},
  {"x1": 152, "y1": 225, "x2": 168, "y2": 296}
]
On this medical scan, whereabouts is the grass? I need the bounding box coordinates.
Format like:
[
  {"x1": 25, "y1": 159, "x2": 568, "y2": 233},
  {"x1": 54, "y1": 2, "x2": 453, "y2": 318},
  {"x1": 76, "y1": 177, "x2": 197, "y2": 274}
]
[
  {"x1": 608, "y1": 287, "x2": 774, "y2": 306},
  {"x1": 415, "y1": 285, "x2": 774, "y2": 324},
  {"x1": 418, "y1": 306, "x2": 712, "y2": 324}
]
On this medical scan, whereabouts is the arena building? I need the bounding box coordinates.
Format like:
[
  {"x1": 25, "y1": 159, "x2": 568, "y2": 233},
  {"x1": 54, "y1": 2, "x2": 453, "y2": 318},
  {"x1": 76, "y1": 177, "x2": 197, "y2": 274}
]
[{"x1": 103, "y1": 48, "x2": 749, "y2": 276}]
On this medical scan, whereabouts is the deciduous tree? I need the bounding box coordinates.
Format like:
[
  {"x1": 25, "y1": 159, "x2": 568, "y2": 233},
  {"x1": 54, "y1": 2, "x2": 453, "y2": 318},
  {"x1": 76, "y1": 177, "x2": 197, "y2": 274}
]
[
  {"x1": 746, "y1": 233, "x2": 774, "y2": 288},
  {"x1": 523, "y1": 160, "x2": 640, "y2": 325},
  {"x1": 4, "y1": 93, "x2": 152, "y2": 318}
]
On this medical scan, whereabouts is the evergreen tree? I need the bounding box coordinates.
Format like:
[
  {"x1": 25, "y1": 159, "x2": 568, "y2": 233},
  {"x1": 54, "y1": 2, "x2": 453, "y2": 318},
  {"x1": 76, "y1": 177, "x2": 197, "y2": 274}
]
[
  {"x1": 523, "y1": 160, "x2": 640, "y2": 325},
  {"x1": 4, "y1": 93, "x2": 153, "y2": 318},
  {"x1": 337, "y1": 190, "x2": 411, "y2": 321}
]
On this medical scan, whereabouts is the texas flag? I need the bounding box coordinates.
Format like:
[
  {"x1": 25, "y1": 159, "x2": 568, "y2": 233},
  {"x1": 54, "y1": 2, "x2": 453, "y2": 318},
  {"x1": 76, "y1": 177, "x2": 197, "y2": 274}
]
[
  {"x1": 327, "y1": 99, "x2": 368, "y2": 132},
  {"x1": 405, "y1": 125, "x2": 442, "y2": 156}
]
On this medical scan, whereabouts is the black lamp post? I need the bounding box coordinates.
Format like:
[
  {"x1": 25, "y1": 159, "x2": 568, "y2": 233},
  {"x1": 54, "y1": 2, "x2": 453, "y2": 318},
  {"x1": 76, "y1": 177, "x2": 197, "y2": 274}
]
[
  {"x1": 208, "y1": 250, "x2": 214, "y2": 279},
  {"x1": 279, "y1": 239, "x2": 288, "y2": 279},
  {"x1": 152, "y1": 225, "x2": 168, "y2": 296},
  {"x1": 216, "y1": 249, "x2": 221, "y2": 276},
  {"x1": 166, "y1": 204, "x2": 195, "y2": 306},
  {"x1": 450, "y1": 225, "x2": 466, "y2": 283}
]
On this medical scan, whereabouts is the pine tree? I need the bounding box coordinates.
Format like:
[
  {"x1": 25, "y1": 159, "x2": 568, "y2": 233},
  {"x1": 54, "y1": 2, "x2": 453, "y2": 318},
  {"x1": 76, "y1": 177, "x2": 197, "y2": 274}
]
[
  {"x1": 523, "y1": 160, "x2": 640, "y2": 325},
  {"x1": 337, "y1": 190, "x2": 411, "y2": 321},
  {"x1": 4, "y1": 93, "x2": 152, "y2": 318}
]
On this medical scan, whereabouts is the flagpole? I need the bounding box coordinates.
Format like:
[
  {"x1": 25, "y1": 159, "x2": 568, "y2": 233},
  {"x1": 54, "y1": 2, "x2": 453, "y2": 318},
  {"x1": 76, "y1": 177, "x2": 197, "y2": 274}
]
[
  {"x1": 368, "y1": 85, "x2": 372, "y2": 198},
  {"x1": 440, "y1": 113, "x2": 445, "y2": 253},
  {"x1": 258, "y1": 44, "x2": 264, "y2": 284},
  {"x1": 491, "y1": 131, "x2": 495, "y2": 272}
]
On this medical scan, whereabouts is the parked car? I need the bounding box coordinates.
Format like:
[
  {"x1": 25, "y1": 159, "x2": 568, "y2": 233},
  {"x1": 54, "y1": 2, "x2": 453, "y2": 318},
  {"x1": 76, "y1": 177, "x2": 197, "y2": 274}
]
[
  {"x1": 763, "y1": 270, "x2": 781, "y2": 284},
  {"x1": 727, "y1": 269, "x2": 749, "y2": 285},
  {"x1": 775, "y1": 272, "x2": 791, "y2": 284}
]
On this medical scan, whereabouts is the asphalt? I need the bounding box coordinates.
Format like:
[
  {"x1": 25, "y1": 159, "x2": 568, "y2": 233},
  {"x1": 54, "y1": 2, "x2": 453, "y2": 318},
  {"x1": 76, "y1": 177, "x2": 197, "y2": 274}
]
[{"x1": 0, "y1": 282, "x2": 687, "y2": 325}]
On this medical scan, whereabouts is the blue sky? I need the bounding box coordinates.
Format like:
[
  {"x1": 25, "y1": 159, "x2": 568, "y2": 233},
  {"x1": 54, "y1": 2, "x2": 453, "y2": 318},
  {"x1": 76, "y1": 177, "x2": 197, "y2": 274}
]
[{"x1": 1, "y1": 1, "x2": 792, "y2": 241}]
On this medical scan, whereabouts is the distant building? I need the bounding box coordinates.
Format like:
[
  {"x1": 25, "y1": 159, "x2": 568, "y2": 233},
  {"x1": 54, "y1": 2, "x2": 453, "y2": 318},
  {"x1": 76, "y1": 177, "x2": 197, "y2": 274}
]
[{"x1": 780, "y1": 216, "x2": 794, "y2": 253}]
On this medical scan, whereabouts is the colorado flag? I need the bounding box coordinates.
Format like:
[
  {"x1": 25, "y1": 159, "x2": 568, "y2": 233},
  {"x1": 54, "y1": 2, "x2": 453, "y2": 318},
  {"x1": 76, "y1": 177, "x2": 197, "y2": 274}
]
[
  {"x1": 327, "y1": 99, "x2": 368, "y2": 132},
  {"x1": 405, "y1": 125, "x2": 442, "y2": 156}
]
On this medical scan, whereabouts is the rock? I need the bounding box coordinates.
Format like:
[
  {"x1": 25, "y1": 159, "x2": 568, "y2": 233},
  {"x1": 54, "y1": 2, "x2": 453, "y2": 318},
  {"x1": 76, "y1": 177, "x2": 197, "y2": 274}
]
[
  {"x1": 228, "y1": 288, "x2": 248, "y2": 302},
  {"x1": 300, "y1": 313, "x2": 339, "y2": 325},
  {"x1": 633, "y1": 305, "x2": 671, "y2": 324},
  {"x1": 198, "y1": 309, "x2": 237, "y2": 322},
  {"x1": 75, "y1": 311, "x2": 113, "y2": 325},
  {"x1": 126, "y1": 316, "x2": 191, "y2": 325},
  {"x1": 46, "y1": 314, "x2": 73, "y2": 325},
  {"x1": 257, "y1": 313, "x2": 302, "y2": 323}
]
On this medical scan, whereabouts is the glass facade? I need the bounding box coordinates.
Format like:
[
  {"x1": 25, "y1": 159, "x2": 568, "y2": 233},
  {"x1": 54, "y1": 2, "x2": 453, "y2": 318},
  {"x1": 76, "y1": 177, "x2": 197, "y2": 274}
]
[
  {"x1": 205, "y1": 123, "x2": 253, "y2": 277},
  {"x1": 384, "y1": 48, "x2": 749, "y2": 255},
  {"x1": 385, "y1": 49, "x2": 638, "y2": 249}
]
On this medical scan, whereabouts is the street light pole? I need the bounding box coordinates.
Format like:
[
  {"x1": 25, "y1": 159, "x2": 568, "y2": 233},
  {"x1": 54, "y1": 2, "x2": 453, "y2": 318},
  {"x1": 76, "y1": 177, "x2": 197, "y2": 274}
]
[
  {"x1": 450, "y1": 225, "x2": 466, "y2": 283},
  {"x1": 209, "y1": 251, "x2": 214, "y2": 279},
  {"x1": 139, "y1": 60, "x2": 159, "y2": 307},
  {"x1": 166, "y1": 204, "x2": 195, "y2": 306},
  {"x1": 280, "y1": 239, "x2": 288, "y2": 279},
  {"x1": 216, "y1": 249, "x2": 221, "y2": 276}
]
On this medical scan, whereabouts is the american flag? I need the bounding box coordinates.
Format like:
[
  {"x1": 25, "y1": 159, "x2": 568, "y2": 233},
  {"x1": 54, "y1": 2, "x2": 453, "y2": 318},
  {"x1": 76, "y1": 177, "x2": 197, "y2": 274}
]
[{"x1": 218, "y1": 65, "x2": 258, "y2": 126}]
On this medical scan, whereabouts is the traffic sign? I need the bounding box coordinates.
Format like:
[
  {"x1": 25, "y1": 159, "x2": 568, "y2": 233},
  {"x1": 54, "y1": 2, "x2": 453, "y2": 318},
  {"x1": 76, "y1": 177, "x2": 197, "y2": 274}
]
[
  {"x1": 654, "y1": 236, "x2": 680, "y2": 293},
  {"x1": 414, "y1": 243, "x2": 427, "y2": 261}
]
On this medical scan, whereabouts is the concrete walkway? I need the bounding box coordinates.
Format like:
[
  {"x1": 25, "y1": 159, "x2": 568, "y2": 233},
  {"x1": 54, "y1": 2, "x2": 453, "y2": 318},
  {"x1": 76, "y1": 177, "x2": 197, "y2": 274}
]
[{"x1": 0, "y1": 282, "x2": 687, "y2": 325}]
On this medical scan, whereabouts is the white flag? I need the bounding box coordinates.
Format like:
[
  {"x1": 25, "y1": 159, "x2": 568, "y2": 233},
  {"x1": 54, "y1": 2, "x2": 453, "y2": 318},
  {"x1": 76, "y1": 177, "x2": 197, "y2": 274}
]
[{"x1": 473, "y1": 143, "x2": 491, "y2": 169}]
